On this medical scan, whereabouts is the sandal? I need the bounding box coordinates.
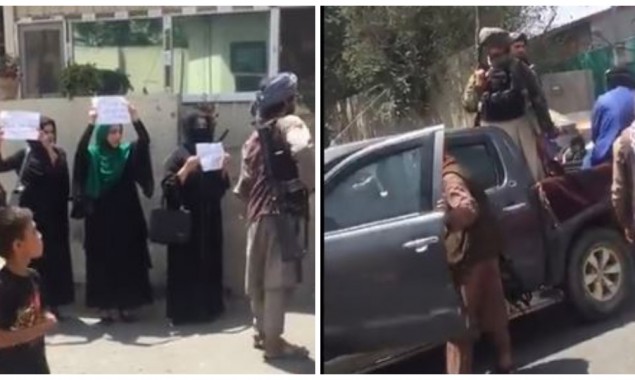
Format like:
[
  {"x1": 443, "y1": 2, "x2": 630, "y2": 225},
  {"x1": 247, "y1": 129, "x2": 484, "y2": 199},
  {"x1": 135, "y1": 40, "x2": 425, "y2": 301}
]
[
  {"x1": 119, "y1": 309, "x2": 139, "y2": 323},
  {"x1": 253, "y1": 335, "x2": 265, "y2": 350},
  {"x1": 98, "y1": 310, "x2": 116, "y2": 326},
  {"x1": 264, "y1": 339, "x2": 309, "y2": 361}
]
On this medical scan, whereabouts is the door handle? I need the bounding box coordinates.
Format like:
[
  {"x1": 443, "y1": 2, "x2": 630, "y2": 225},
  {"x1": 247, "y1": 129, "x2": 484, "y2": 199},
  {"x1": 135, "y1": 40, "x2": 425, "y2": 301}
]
[
  {"x1": 403, "y1": 236, "x2": 439, "y2": 253},
  {"x1": 503, "y1": 202, "x2": 527, "y2": 212}
]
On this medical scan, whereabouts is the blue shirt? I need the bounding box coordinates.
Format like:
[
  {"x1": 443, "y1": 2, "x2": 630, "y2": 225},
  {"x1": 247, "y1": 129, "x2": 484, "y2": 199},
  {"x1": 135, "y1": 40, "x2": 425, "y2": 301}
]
[{"x1": 583, "y1": 86, "x2": 635, "y2": 168}]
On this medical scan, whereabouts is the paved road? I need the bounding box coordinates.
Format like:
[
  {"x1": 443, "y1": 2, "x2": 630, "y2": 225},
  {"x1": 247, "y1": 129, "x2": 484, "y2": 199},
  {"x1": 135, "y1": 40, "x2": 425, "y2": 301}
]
[
  {"x1": 374, "y1": 298, "x2": 635, "y2": 374},
  {"x1": 45, "y1": 295, "x2": 315, "y2": 374}
]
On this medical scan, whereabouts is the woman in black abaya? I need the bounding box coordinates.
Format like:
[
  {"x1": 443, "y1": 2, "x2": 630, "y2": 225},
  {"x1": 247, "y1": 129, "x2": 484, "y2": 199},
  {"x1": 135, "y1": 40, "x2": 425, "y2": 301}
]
[
  {"x1": 71, "y1": 104, "x2": 154, "y2": 323},
  {"x1": 162, "y1": 112, "x2": 230, "y2": 325},
  {"x1": 0, "y1": 116, "x2": 74, "y2": 317}
]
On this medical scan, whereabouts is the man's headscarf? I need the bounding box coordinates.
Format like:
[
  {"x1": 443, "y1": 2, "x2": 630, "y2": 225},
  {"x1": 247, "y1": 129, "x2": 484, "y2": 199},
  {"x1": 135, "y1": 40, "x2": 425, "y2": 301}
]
[
  {"x1": 85, "y1": 124, "x2": 131, "y2": 199},
  {"x1": 478, "y1": 27, "x2": 511, "y2": 49},
  {"x1": 250, "y1": 77, "x2": 269, "y2": 117},
  {"x1": 510, "y1": 32, "x2": 528, "y2": 44},
  {"x1": 252, "y1": 72, "x2": 298, "y2": 119}
]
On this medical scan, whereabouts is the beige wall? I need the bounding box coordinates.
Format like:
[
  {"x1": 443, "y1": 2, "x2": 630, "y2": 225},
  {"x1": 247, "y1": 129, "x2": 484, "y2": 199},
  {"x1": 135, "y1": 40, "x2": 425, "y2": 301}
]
[{"x1": 0, "y1": 95, "x2": 315, "y2": 302}]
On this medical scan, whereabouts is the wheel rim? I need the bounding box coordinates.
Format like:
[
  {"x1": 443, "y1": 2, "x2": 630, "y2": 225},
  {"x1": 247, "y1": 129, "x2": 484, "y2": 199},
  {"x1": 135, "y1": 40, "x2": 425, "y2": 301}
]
[{"x1": 582, "y1": 245, "x2": 623, "y2": 302}]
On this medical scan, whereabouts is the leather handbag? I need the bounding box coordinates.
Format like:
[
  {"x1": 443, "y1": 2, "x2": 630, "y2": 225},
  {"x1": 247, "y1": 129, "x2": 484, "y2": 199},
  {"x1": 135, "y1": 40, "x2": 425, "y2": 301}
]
[{"x1": 148, "y1": 196, "x2": 192, "y2": 245}]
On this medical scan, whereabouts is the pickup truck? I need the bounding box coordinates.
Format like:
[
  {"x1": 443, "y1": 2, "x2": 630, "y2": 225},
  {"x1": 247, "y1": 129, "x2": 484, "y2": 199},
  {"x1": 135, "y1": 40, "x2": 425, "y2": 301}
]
[{"x1": 323, "y1": 125, "x2": 632, "y2": 373}]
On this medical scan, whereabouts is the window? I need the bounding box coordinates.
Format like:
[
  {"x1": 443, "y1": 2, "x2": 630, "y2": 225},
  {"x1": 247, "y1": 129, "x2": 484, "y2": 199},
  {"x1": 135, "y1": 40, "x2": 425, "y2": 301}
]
[
  {"x1": 325, "y1": 147, "x2": 431, "y2": 232},
  {"x1": 172, "y1": 12, "x2": 270, "y2": 95},
  {"x1": 19, "y1": 23, "x2": 64, "y2": 97},
  {"x1": 230, "y1": 41, "x2": 267, "y2": 92},
  {"x1": 447, "y1": 143, "x2": 503, "y2": 190},
  {"x1": 71, "y1": 18, "x2": 164, "y2": 94}
]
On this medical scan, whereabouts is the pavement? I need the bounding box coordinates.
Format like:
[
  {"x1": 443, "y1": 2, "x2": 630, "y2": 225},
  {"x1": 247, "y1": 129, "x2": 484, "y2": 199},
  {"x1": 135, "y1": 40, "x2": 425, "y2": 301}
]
[
  {"x1": 44, "y1": 290, "x2": 315, "y2": 374},
  {"x1": 374, "y1": 297, "x2": 635, "y2": 374}
]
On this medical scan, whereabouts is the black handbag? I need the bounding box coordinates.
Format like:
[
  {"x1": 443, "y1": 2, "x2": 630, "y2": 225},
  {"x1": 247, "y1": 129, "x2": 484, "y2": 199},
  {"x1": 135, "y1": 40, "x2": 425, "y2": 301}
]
[{"x1": 148, "y1": 196, "x2": 192, "y2": 245}]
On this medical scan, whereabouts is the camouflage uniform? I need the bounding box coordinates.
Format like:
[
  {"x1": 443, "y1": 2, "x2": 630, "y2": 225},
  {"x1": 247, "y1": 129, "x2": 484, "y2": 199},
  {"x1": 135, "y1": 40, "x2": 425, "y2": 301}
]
[{"x1": 463, "y1": 28, "x2": 556, "y2": 181}]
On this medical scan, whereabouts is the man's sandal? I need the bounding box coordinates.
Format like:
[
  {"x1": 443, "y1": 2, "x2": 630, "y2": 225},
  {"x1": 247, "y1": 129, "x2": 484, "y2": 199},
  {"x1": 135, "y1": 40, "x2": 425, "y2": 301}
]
[
  {"x1": 264, "y1": 340, "x2": 309, "y2": 361},
  {"x1": 253, "y1": 335, "x2": 265, "y2": 350}
]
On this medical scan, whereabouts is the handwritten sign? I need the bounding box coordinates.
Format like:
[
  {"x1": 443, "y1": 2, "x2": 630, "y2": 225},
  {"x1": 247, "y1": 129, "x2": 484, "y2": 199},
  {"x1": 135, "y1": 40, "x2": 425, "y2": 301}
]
[
  {"x1": 0, "y1": 111, "x2": 40, "y2": 141},
  {"x1": 196, "y1": 143, "x2": 225, "y2": 172},
  {"x1": 92, "y1": 96, "x2": 131, "y2": 125}
]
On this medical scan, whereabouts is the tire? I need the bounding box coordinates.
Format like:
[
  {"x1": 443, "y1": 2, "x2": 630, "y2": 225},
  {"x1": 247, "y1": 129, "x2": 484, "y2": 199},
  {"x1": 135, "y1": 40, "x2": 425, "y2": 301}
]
[{"x1": 566, "y1": 228, "x2": 633, "y2": 321}]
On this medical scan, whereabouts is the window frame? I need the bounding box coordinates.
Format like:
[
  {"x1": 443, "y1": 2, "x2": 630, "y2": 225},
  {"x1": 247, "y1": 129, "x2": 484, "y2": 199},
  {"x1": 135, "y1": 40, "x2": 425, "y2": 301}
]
[
  {"x1": 15, "y1": 7, "x2": 279, "y2": 101},
  {"x1": 446, "y1": 136, "x2": 505, "y2": 191},
  {"x1": 68, "y1": 16, "x2": 166, "y2": 95},
  {"x1": 171, "y1": 8, "x2": 275, "y2": 101},
  {"x1": 17, "y1": 21, "x2": 66, "y2": 98}
]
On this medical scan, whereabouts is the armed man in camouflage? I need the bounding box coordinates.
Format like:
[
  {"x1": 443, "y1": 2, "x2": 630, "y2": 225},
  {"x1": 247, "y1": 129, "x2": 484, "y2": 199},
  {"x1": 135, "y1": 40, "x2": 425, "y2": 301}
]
[{"x1": 463, "y1": 27, "x2": 557, "y2": 181}]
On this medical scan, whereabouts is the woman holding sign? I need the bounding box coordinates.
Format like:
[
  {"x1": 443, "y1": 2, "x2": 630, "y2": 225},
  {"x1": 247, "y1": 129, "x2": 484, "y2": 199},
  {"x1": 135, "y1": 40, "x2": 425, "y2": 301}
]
[
  {"x1": 71, "y1": 102, "x2": 154, "y2": 324},
  {"x1": 0, "y1": 116, "x2": 74, "y2": 317},
  {"x1": 161, "y1": 111, "x2": 230, "y2": 325}
]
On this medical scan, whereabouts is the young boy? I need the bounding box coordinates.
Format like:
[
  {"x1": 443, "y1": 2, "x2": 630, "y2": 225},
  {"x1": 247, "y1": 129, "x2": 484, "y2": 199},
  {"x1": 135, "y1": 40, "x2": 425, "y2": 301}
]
[{"x1": 0, "y1": 206, "x2": 56, "y2": 374}]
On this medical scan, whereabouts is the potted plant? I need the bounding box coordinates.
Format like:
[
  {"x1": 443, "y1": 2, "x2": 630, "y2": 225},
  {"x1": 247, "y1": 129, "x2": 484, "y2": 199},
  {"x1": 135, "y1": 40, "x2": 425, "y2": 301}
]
[
  {"x1": 61, "y1": 63, "x2": 133, "y2": 99},
  {"x1": 0, "y1": 54, "x2": 19, "y2": 100},
  {"x1": 60, "y1": 63, "x2": 101, "y2": 99}
]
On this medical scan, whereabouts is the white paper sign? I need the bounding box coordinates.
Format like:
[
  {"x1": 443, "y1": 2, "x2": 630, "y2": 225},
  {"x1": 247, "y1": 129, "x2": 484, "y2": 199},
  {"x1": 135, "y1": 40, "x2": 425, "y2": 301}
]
[
  {"x1": 0, "y1": 111, "x2": 41, "y2": 141},
  {"x1": 196, "y1": 143, "x2": 225, "y2": 172},
  {"x1": 93, "y1": 96, "x2": 131, "y2": 125}
]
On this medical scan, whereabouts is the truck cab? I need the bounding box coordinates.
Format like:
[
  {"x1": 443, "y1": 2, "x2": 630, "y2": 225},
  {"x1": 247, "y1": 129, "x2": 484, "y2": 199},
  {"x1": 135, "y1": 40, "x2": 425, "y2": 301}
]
[{"x1": 323, "y1": 125, "x2": 631, "y2": 373}]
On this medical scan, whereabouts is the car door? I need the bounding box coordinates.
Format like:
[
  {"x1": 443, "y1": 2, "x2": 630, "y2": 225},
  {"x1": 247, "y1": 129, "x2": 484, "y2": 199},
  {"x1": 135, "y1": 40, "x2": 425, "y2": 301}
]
[
  {"x1": 323, "y1": 126, "x2": 465, "y2": 358},
  {"x1": 446, "y1": 130, "x2": 546, "y2": 290}
]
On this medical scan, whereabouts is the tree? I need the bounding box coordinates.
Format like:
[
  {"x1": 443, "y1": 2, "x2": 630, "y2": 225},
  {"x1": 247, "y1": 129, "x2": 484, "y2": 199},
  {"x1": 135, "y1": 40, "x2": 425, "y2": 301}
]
[
  {"x1": 324, "y1": 6, "x2": 555, "y2": 119},
  {"x1": 323, "y1": 7, "x2": 355, "y2": 113}
]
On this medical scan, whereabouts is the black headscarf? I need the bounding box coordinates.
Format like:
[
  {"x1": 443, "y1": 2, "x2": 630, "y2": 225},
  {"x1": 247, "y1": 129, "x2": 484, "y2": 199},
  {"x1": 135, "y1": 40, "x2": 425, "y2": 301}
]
[
  {"x1": 28, "y1": 116, "x2": 56, "y2": 151},
  {"x1": 22, "y1": 116, "x2": 64, "y2": 189},
  {"x1": 182, "y1": 112, "x2": 215, "y2": 154}
]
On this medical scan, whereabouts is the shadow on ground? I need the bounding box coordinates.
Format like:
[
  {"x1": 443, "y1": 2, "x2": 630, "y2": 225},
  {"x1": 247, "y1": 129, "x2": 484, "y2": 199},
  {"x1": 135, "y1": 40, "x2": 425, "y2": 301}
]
[
  {"x1": 49, "y1": 285, "x2": 314, "y2": 351},
  {"x1": 516, "y1": 358, "x2": 589, "y2": 374},
  {"x1": 49, "y1": 299, "x2": 253, "y2": 348},
  {"x1": 267, "y1": 357, "x2": 316, "y2": 374},
  {"x1": 372, "y1": 295, "x2": 635, "y2": 374}
]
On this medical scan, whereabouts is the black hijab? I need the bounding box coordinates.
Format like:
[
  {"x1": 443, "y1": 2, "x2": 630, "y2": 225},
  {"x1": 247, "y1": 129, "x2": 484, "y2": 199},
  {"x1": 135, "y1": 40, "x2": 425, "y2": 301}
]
[
  {"x1": 22, "y1": 116, "x2": 64, "y2": 189},
  {"x1": 28, "y1": 116, "x2": 56, "y2": 153},
  {"x1": 182, "y1": 112, "x2": 216, "y2": 154}
]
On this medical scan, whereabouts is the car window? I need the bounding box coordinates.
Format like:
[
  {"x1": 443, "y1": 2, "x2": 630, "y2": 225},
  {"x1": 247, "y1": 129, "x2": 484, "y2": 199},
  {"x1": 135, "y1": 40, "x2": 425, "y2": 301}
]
[
  {"x1": 325, "y1": 146, "x2": 432, "y2": 232},
  {"x1": 447, "y1": 142, "x2": 503, "y2": 190}
]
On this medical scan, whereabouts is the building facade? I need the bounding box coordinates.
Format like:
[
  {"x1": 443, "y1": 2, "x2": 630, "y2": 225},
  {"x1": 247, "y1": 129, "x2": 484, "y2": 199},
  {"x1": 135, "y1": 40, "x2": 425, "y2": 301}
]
[{"x1": 2, "y1": 5, "x2": 314, "y2": 109}]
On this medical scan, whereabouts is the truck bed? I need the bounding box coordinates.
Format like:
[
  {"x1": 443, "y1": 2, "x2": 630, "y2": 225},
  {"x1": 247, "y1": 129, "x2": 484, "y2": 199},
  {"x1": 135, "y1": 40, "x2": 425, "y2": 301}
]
[{"x1": 537, "y1": 163, "x2": 612, "y2": 225}]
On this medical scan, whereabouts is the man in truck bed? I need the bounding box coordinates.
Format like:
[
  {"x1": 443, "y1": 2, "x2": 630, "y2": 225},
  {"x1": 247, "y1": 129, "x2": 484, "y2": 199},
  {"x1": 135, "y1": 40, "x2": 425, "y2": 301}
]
[
  {"x1": 463, "y1": 27, "x2": 557, "y2": 182},
  {"x1": 441, "y1": 153, "x2": 513, "y2": 374}
]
